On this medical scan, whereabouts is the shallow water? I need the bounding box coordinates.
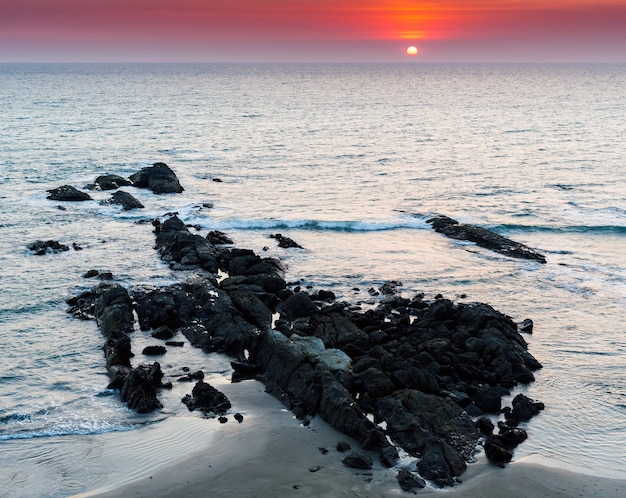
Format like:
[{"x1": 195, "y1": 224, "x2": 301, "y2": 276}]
[{"x1": 0, "y1": 63, "x2": 625, "y2": 496}]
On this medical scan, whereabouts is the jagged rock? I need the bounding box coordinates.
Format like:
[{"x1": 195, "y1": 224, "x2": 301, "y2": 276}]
[
  {"x1": 269, "y1": 233, "x2": 303, "y2": 249},
  {"x1": 155, "y1": 216, "x2": 219, "y2": 272},
  {"x1": 93, "y1": 174, "x2": 132, "y2": 190},
  {"x1": 120, "y1": 363, "x2": 164, "y2": 413},
  {"x1": 28, "y1": 240, "x2": 69, "y2": 255},
  {"x1": 102, "y1": 190, "x2": 144, "y2": 210},
  {"x1": 427, "y1": 215, "x2": 546, "y2": 263},
  {"x1": 47, "y1": 185, "x2": 92, "y2": 201},
  {"x1": 336, "y1": 441, "x2": 352, "y2": 452},
  {"x1": 182, "y1": 380, "x2": 231, "y2": 414},
  {"x1": 129, "y1": 162, "x2": 184, "y2": 194}
]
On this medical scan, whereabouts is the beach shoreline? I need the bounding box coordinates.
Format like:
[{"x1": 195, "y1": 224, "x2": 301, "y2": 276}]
[{"x1": 69, "y1": 379, "x2": 626, "y2": 498}]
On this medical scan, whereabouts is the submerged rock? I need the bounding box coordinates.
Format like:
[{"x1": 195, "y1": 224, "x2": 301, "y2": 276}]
[{"x1": 28, "y1": 240, "x2": 70, "y2": 255}]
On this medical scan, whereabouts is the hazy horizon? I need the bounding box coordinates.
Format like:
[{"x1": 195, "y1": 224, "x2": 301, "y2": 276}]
[{"x1": 2, "y1": 1, "x2": 625, "y2": 64}]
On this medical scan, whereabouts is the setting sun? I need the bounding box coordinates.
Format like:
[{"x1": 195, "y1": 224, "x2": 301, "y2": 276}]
[{"x1": 406, "y1": 46, "x2": 418, "y2": 56}]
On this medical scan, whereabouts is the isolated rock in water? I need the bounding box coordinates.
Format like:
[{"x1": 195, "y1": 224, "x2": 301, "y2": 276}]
[
  {"x1": 93, "y1": 174, "x2": 132, "y2": 191},
  {"x1": 182, "y1": 380, "x2": 231, "y2": 414},
  {"x1": 269, "y1": 233, "x2": 303, "y2": 249},
  {"x1": 102, "y1": 190, "x2": 144, "y2": 210},
  {"x1": 397, "y1": 469, "x2": 426, "y2": 492},
  {"x1": 426, "y1": 215, "x2": 547, "y2": 263},
  {"x1": 47, "y1": 185, "x2": 93, "y2": 201},
  {"x1": 28, "y1": 240, "x2": 70, "y2": 255},
  {"x1": 129, "y1": 162, "x2": 184, "y2": 194}
]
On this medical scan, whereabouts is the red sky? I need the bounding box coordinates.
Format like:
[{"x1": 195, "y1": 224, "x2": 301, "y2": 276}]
[{"x1": 1, "y1": 1, "x2": 625, "y2": 62}]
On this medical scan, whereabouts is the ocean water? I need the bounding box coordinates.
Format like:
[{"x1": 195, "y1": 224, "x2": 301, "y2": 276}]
[{"x1": 1, "y1": 62, "x2": 625, "y2": 496}]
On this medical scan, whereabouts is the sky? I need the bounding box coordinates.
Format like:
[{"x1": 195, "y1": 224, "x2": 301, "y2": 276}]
[{"x1": 1, "y1": 1, "x2": 625, "y2": 63}]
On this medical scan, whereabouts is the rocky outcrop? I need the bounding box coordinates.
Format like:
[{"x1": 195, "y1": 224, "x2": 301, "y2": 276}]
[
  {"x1": 270, "y1": 233, "x2": 303, "y2": 249},
  {"x1": 154, "y1": 216, "x2": 219, "y2": 272},
  {"x1": 28, "y1": 240, "x2": 70, "y2": 255},
  {"x1": 47, "y1": 185, "x2": 92, "y2": 201},
  {"x1": 66, "y1": 283, "x2": 166, "y2": 413},
  {"x1": 427, "y1": 215, "x2": 547, "y2": 263},
  {"x1": 66, "y1": 210, "x2": 545, "y2": 490},
  {"x1": 129, "y1": 162, "x2": 184, "y2": 194}
]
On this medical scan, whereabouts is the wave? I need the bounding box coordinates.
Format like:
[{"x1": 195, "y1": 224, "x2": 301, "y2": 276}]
[
  {"x1": 200, "y1": 218, "x2": 430, "y2": 232},
  {"x1": 496, "y1": 224, "x2": 626, "y2": 235}
]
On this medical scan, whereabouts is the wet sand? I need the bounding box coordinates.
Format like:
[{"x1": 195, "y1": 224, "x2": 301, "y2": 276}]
[{"x1": 70, "y1": 379, "x2": 626, "y2": 498}]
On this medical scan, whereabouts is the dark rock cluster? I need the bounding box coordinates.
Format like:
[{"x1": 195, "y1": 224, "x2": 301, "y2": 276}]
[
  {"x1": 62, "y1": 165, "x2": 545, "y2": 491},
  {"x1": 28, "y1": 240, "x2": 70, "y2": 255}
]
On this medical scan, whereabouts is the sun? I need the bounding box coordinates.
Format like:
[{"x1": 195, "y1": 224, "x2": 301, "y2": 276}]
[{"x1": 406, "y1": 46, "x2": 419, "y2": 56}]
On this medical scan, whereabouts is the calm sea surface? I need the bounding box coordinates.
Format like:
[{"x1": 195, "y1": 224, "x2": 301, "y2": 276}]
[{"x1": 1, "y1": 63, "x2": 625, "y2": 496}]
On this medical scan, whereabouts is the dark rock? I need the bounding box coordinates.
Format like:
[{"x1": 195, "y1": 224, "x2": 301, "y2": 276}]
[
  {"x1": 165, "y1": 341, "x2": 184, "y2": 347},
  {"x1": 519, "y1": 318, "x2": 534, "y2": 334},
  {"x1": 509, "y1": 394, "x2": 544, "y2": 423},
  {"x1": 98, "y1": 271, "x2": 113, "y2": 280},
  {"x1": 380, "y1": 280, "x2": 402, "y2": 295},
  {"x1": 426, "y1": 215, "x2": 546, "y2": 263},
  {"x1": 472, "y1": 386, "x2": 502, "y2": 413},
  {"x1": 276, "y1": 292, "x2": 318, "y2": 321},
  {"x1": 28, "y1": 240, "x2": 70, "y2": 255},
  {"x1": 142, "y1": 345, "x2": 166, "y2": 356},
  {"x1": 397, "y1": 469, "x2": 426, "y2": 493},
  {"x1": 336, "y1": 441, "x2": 352, "y2": 452},
  {"x1": 234, "y1": 413, "x2": 244, "y2": 423},
  {"x1": 182, "y1": 380, "x2": 231, "y2": 414},
  {"x1": 84, "y1": 269, "x2": 100, "y2": 278},
  {"x1": 484, "y1": 436, "x2": 513, "y2": 464},
  {"x1": 120, "y1": 363, "x2": 164, "y2": 414},
  {"x1": 318, "y1": 447, "x2": 329, "y2": 455},
  {"x1": 500, "y1": 427, "x2": 528, "y2": 447},
  {"x1": 269, "y1": 233, "x2": 303, "y2": 249},
  {"x1": 72, "y1": 242, "x2": 83, "y2": 251},
  {"x1": 358, "y1": 367, "x2": 396, "y2": 398},
  {"x1": 47, "y1": 185, "x2": 93, "y2": 201},
  {"x1": 152, "y1": 326, "x2": 175, "y2": 340},
  {"x1": 342, "y1": 450, "x2": 373, "y2": 470},
  {"x1": 155, "y1": 216, "x2": 219, "y2": 272},
  {"x1": 207, "y1": 230, "x2": 234, "y2": 245},
  {"x1": 476, "y1": 417, "x2": 495, "y2": 436},
  {"x1": 129, "y1": 162, "x2": 184, "y2": 194},
  {"x1": 312, "y1": 289, "x2": 336, "y2": 302},
  {"x1": 102, "y1": 190, "x2": 144, "y2": 210},
  {"x1": 230, "y1": 290, "x2": 273, "y2": 330},
  {"x1": 218, "y1": 416, "x2": 228, "y2": 423},
  {"x1": 94, "y1": 174, "x2": 132, "y2": 191}
]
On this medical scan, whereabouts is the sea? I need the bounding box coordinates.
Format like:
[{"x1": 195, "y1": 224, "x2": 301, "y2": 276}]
[{"x1": 1, "y1": 62, "x2": 625, "y2": 497}]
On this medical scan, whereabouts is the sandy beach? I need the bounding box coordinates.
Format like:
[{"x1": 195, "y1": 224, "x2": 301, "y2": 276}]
[{"x1": 68, "y1": 378, "x2": 626, "y2": 498}]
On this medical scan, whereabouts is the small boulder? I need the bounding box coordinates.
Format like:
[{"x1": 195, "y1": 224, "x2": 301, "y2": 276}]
[
  {"x1": 182, "y1": 380, "x2": 231, "y2": 414},
  {"x1": 142, "y1": 345, "x2": 167, "y2": 356},
  {"x1": 47, "y1": 185, "x2": 93, "y2": 201},
  {"x1": 397, "y1": 469, "x2": 426, "y2": 493},
  {"x1": 342, "y1": 450, "x2": 373, "y2": 470},
  {"x1": 94, "y1": 174, "x2": 132, "y2": 191},
  {"x1": 103, "y1": 190, "x2": 144, "y2": 210}
]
